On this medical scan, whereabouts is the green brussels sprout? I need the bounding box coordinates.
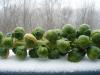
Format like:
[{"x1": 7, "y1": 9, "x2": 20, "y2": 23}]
[
  {"x1": 0, "y1": 32, "x2": 3, "y2": 45},
  {"x1": 57, "y1": 39, "x2": 70, "y2": 54},
  {"x1": 13, "y1": 39, "x2": 26, "y2": 48},
  {"x1": 53, "y1": 29, "x2": 63, "y2": 39},
  {"x1": 0, "y1": 47, "x2": 9, "y2": 59},
  {"x1": 29, "y1": 48, "x2": 38, "y2": 58},
  {"x1": 78, "y1": 24, "x2": 91, "y2": 36},
  {"x1": 87, "y1": 46, "x2": 100, "y2": 60},
  {"x1": 12, "y1": 27, "x2": 25, "y2": 40},
  {"x1": 71, "y1": 39, "x2": 78, "y2": 48},
  {"x1": 76, "y1": 35, "x2": 90, "y2": 48},
  {"x1": 16, "y1": 46, "x2": 27, "y2": 60},
  {"x1": 91, "y1": 29, "x2": 100, "y2": 36},
  {"x1": 68, "y1": 48, "x2": 85, "y2": 62},
  {"x1": 24, "y1": 33, "x2": 37, "y2": 48},
  {"x1": 47, "y1": 41, "x2": 57, "y2": 49},
  {"x1": 92, "y1": 32, "x2": 100, "y2": 46},
  {"x1": 79, "y1": 24, "x2": 91, "y2": 36},
  {"x1": 2, "y1": 37, "x2": 13, "y2": 49},
  {"x1": 32, "y1": 26, "x2": 45, "y2": 40},
  {"x1": 48, "y1": 49, "x2": 60, "y2": 59},
  {"x1": 44, "y1": 30, "x2": 58, "y2": 43},
  {"x1": 62, "y1": 24, "x2": 76, "y2": 41},
  {"x1": 37, "y1": 46, "x2": 48, "y2": 58}
]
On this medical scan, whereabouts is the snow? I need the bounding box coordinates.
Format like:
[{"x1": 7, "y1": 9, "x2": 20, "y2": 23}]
[{"x1": 0, "y1": 50, "x2": 100, "y2": 72}]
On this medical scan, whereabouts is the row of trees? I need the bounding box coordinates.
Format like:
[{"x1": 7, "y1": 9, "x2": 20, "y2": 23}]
[{"x1": 0, "y1": 0, "x2": 99, "y2": 34}]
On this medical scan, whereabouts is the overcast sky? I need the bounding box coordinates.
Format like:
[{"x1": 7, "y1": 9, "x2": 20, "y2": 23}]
[{"x1": 0, "y1": 0, "x2": 100, "y2": 10}]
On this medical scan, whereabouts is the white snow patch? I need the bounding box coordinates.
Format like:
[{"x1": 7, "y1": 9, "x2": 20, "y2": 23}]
[{"x1": 0, "y1": 50, "x2": 100, "y2": 72}]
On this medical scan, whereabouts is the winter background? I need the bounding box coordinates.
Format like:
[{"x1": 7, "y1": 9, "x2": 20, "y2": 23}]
[
  {"x1": 0, "y1": 0, "x2": 100, "y2": 34},
  {"x1": 0, "y1": 0, "x2": 100, "y2": 73}
]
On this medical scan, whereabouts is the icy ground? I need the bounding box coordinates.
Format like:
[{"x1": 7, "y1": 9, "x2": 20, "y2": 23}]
[{"x1": 0, "y1": 50, "x2": 100, "y2": 72}]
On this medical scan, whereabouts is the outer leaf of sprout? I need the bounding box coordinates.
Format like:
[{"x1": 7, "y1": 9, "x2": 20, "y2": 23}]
[
  {"x1": 68, "y1": 48, "x2": 85, "y2": 62},
  {"x1": 57, "y1": 39, "x2": 70, "y2": 54},
  {"x1": 87, "y1": 46, "x2": 100, "y2": 60},
  {"x1": 2, "y1": 37, "x2": 13, "y2": 49},
  {"x1": 12, "y1": 27, "x2": 25, "y2": 40},
  {"x1": 16, "y1": 46, "x2": 27, "y2": 60},
  {"x1": 37, "y1": 46, "x2": 48, "y2": 58},
  {"x1": 24, "y1": 33, "x2": 37, "y2": 48},
  {"x1": 32, "y1": 26, "x2": 45, "y2": 40},
  {"x1": 29, "y1": 48, "x2": 38, "y2": 58},
  {"x1": 43, "y1": 30, "x2": 58, "y2": 43},
  {"x1": 0, "y1": 47, "x2": 9, "y2": 59},
  {"x1": 62, "y1": 24, "x2": 76, "y2": 41}
]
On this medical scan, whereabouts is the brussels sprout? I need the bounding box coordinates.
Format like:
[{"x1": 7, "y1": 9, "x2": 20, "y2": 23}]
[
  {"x1": 37, "y1": 46, "x2": 48, "y2": 58},
  {"x1": 62, "y1": 24, "x2": 76, "y2": 41},
  {"x1": 16, "y1": 46, "x2": 27, "y2": 60},
  {"x1": 78, "y1": 24, "x2": 91, "y2": 36},
  {"x1": 13, "y1": 39, "x2": 25, "y2": 48},
  {"x1": 36, "y1": 40, "x2": 49, "y2": 47},
  {"x1": 0, "y1": 47, "x2": 9, "y2": 59},
  {"x1": 12, "y1": 39, "x2": 25, "y2": 54},
  {"x1": 92, "y1": 32, "x2": 100, "y2": 46},
  {"x1": 12, "y1": 27, "x2": 25, "y2": 40},
  {"x1": 87, "y1": 46, "x2": 100, "y2": 60},
  {"x1": 0, "y1": 32, "x2": 3, "y2": 45},
  {"x1": 44, "y1": 30, "x2": 58, "y2": 43},
  {"x1": 77, "y1": 35, "x2": 90, "y2": 48},
  {"x1": 29, "y1": 48, "x2": 38, "y2": 58},
  {"x1": 2, "y1": 37, "x2": 13, "y2": 49},
  {"x1": 71, "y1": 39, "x2": 79, "y2": 48},
  {"x1": 32, "y1": 26, "x2": 45, "y2": 40},
  {"x1": 68, "y1": 48, "x2": 85, "y2": 62},
  {"x1": 57, "y1": 39, "x2": 70, "y2": 54},
  {"x1": 91, "y1": 29, "x2": 100, "y2": 36},
  {"x1": 48, "y1": 48, "x2": 60, "y2": 59},
  {"x1": 24, "y1": 34, "x2": 37, "y2": 48},
  {"x1": 47, "y1": 41, "x2": 57, "y2": 49},
  {"x1": 53, "y1": 29, "x2": 63, "y2": 39}
]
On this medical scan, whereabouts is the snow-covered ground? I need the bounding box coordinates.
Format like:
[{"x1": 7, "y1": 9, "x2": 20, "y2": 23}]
[{"x1": 0, "y1": 50, "x2": 100, "y2": 72}]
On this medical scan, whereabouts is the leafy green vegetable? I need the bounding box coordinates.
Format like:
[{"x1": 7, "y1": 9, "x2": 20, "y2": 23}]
[
  {"x1": 29, "y1": 48, "x2": 38, "y2": 58},
  {"x1": 37, "y1": 46, "x2": 48, "y2": 58},
  {"x1": 24, "y1": 33, "x2": 37, "y2": 48},
  {"x1": 2, "y1": 37, "x2": 13, "y2": 49},
  {"x1": 68, "y1": 48, "x2": 85, "y2": 62},
  {"x1": 48, "y1": 48, "x2": 60, "y2": 59},
  {"x1": 76, "y1": 35, "x2": 90, "y2": 48},
  {"x1": 92, "y1": 32, "x2": 100, "y2": 47},
  {"x1": 13, "y1": 39, "x2": 26, "y2": 48},
  {"x1": 57, "y1": 39, "x2": 70, "y2": 54},
  {"x1": 16, "y1": 46, "x2": 27, "y2": 60},
  {"x1": 53, "y1": 29, "x2": 63, "y2": 39},
  {"x1": 0, "y1": 47, "x2": 9, "y2": 59},
  {"x1": 0, "y1": 32, "x2": 3, "y2": 45},
  {"x1": 78, "y1": 24, "x2": 91, "y2": 36},
  {"x1": 12, "y1": 27, "x2": 25, "y2": 40},
  {"x1": 87, "y1": 46, "x2": 100, "y2": 60},
  {"x1": 62, "y1": 24, "x2": 76, "y2": 41},
  {"x1": 32, "y1": 26, "x2": 45, "y2": 40},
  {"x1": 44, "y1": 30, "x2": 58, "y2": 43}
]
